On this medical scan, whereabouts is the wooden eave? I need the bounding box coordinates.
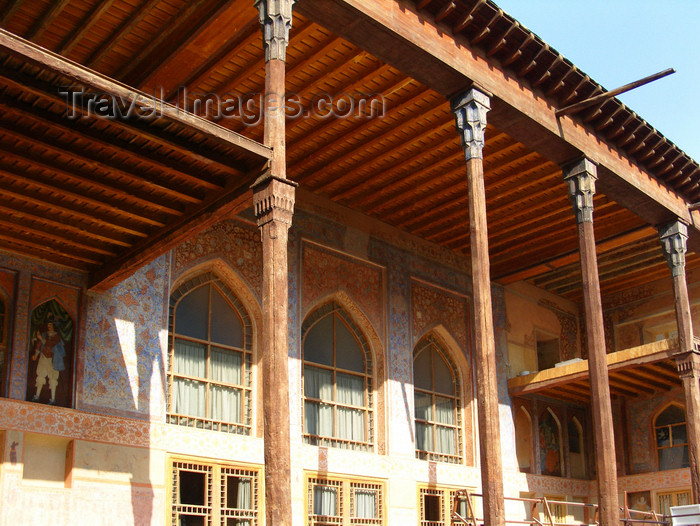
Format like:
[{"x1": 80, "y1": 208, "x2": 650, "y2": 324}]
[
  {"x1": 507, "y1": 339, "x2": 682, "y2": 403},
  {"x1": 0, "y1": 0, "x2": 698, "y2": 301},
  {"x1": 0, "y1": 28, "x2": 271, "y2": 291}
]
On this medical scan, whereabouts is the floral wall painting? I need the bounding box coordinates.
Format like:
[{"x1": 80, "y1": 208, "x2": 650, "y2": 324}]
[
  {"x1": 539, "y1": 408, "x2": 562, "y2": 477},
  {"x1": 25, "y1": 299, "x2": 74, "y2": 407}
]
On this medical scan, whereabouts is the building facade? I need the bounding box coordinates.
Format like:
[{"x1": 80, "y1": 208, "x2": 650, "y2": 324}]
[{"x1": 0, "y1": 0, "x2": 698, "y2": 525}]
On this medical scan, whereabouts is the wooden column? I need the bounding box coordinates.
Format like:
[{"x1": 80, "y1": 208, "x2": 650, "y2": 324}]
[
  {"x1": 254, "y1": 2, "x2": 297, "y2": 525},
  {"x1": 659, "y1": 220, "x2": 700, "y2": 503},
  {"x1": 563, "y1": 158, "x2": 619, "y2": 526},
  {"x1": 451, "y1": 87, "x2": 505, "y2": 526}
]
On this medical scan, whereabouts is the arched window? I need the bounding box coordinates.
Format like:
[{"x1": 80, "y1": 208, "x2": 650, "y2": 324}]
[
  {"x1": 514, "y1": 406, "x2": 533, "y2": 473},
  {"x1": 413, "y1": 336, "x2": 462, "y2": 463},
  {"x1": 168, "y1": 273, "x2": 252, "y2": 434},
  {"x1": 539, "y1": 408, "x2": 562, "y2": 476},
  {"x1": 568, "y1": 417, "x2": 586, "y2": 479},
  {"x1": 302, "y1": 302, "x2": 373, "y2": 450},
  {"x1": 655, "y1": 404, "x2": 689, "y2": 471}
]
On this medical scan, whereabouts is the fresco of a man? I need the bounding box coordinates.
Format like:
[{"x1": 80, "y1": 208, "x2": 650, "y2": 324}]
[{"x1": 31, "y1": 320, "x2": 66, "y2": 404}]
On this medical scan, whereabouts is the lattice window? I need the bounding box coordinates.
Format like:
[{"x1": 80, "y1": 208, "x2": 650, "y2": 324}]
[
  {"x1": 308, "y1": 476, "x2": 384, "y2": 526},
  {"x1": 167, "y1": 273, "x2": 253, "y2": 434},
  {"x1": 171, "y1": 460, "x2": 260, "y2": 526},
  {"x1": 172, "y1": 462, "x2": 213, "y2": 526},
  {"x1": 413, "y1": 336, "x2": 462, "y2": 464},
  {"x1": 302, "y1": 302, "x2": 373, "y2": 451},
  {"x1": 419, "y1": 487, "x2": 444, "y2": 526},
  {"x1": 419, "y1": 486, "x2": 475, "y2": 526}
]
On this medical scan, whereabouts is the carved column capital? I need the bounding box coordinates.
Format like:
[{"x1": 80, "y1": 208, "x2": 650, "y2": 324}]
[
  {"x1": 675, "y1": 349, "x2": 700, "y2": 379},
  {"x1": 252, "y1": 174, "x2": 297, "y2": 230},
  {"x1": 255, "y1": 0, "x2": 297, "y2": 62},
  {"x1": 450, "y1": 87, "x2": 491, "y2": 160},
  {"x1": 659, "y1": 220, "x2": 689, "y2": 277},
  {"x1": 562, "y1": 157, "x2": 598, "y2": 223}
]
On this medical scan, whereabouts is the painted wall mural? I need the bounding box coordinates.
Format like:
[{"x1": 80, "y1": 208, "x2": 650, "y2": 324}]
[
  {"x1": 81, "y1": 256, "x2": 169, "y2": 419},
  {"x1": 539, "y1": 409, "x2": 562, "y2": 477},
  {"x1": 25, "y1": 299, "x2": 74, "y2": 407}
]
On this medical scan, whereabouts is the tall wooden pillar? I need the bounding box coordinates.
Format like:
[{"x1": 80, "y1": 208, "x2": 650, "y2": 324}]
[
  {"x1": 254, "y1": 1, "x2": 297, "y2": 525},
  {"x1": 451, "y1": 87, "x2": 505, "y2": 526},
  {"x1": 562, "y1": 158, "x2": 619, "y2": 526},
  {"x1": 659, "y1": 220, "x2": 700, "y2": 503}
]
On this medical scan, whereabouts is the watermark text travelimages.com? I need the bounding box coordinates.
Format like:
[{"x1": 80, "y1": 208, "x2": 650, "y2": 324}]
[{"x1": 58, "y1": 87, "x2": 386, "y2": 125}]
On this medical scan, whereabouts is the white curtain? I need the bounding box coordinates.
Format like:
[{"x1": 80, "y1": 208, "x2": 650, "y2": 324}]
[
  {"x1": 305, "y1": 366, "x2": 334, "y2": 437},
  {"x1": 313, "y1": 486, "x2": 338, "y2": 516},
  {"x1": 435, "y1": 396, "x2": 456, "y2": 455},
  {"x1": 337, "y1": 373, "x2": 365, "y2": 442},
  {"x1": 211, "y1": 348, "x2": 242, "y2": 423},
  {"x1": 173, "y1": 339, "x2": 206, "y2": 417},
  {"x1": 416, "y1": 422, "x2": 432, "y2": 452},
  {"x1": 235, "y1": 477, "x2": 251, "y2": 509},
  {"x1": 354, "y1": 489, "x2": 377, "y2": 518}
]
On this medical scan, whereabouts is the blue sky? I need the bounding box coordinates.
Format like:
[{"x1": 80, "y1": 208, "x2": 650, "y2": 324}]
[{"x1": 494, "y1": 1, "x2": 700, "y2": 161}]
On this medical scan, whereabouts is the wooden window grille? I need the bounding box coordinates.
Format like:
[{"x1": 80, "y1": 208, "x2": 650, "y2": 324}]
[
  {"x1": 302, "y1": 302, "x2": 374, "y2": 451},
  {"x1": 419, "y1": 487, "x2": 445, "y2": 526},
  {"x1": 172, "y1": 461, "x2": 213, "y2": 526},
  {"x1": 308, "y1": 476, "x2": 384, "y2": 526},
  {"x1": 167, "y1": 273, "x2": 253, "y2": 435},
  {"x1": 413, "y1": 336, "x2": 463, "y2": 464},
  {"x1": 171, "y1": 460, "x2": 260, "y2": 526}
]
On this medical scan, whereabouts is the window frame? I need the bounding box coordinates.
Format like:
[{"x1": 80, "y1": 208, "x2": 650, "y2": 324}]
[
  {"x1": 413, "y1": 336, "x2": 463, "y2": 464},
  {"x1": 302, "y1": 302, "x2": 374, "y2": 451},
  {"x1": 306, "y1": 473, "x2": 384, "y2": 526},
  {"x1": 167, "y1": 273, "x2": 253, "y2": 434},
  {"x1": 170, "y1": 457, "x2": 261, "y2": 526},
  {"x1": 654, "y1": 404, "x2": 689, "y2": 471},
  {"x1": 417, "y1": 485, "x2": 476, "y2": 526}
]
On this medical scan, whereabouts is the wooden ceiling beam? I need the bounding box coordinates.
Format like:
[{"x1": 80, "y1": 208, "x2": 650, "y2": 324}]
[
  {"x1": 213, "y1": 20, "x2": 315, "y2": 100},
  {"x1": 397, "y1": 168, "x2": 565, "y2": 234},
  {"x1": 554, "y1": 256, "x2": 667, "y2": 296},
  {"x1": 0, "y1": 67, "x2": 251, "y2": 176},
  {"x1": 0, "y1": 180, "x2": 149, "y2": 238},
  {"x1": 306, "y1": 106, "x2": 454, "y2": 192},
  {"x1": 0, "y1": 164, "x2": 166, "y2": 228},
  {"x1": 0, "y1": 216, "x2": 116, "y2": 257},
  {"x1": 0, "y1": 29, "x2": 271, "y2": 160},
  {"x1": 0, "y1": 144, "x2": 182, "y2": 217},
  {"x1": 0, "y1": 230, "x2": 103, "y2": 266},
  {"x1": 622, "y1": 369, "x2": 673, "y2": 391},
  {"x1": 56, "y1": 0, "x2": 116, "y2": 55},
  {"x1": 25, "y1": 0, "x2": 71, "y2": 42},
  {"x1": 89, "y1": 174, "x2": 260, "y2": 293},
  {"x1": 119, "y1": 0, "x2": 214, "y2": 85},
  {"x1": 0, "y1": 0, "x2": 23, "y2": 28},
  {"x1": 164, "y1": 24, "x2": 261, "y2": 101},
  {"x1": 0, "y1": 122, "x2": 204, "y2": 205},
  {"x1": 291, "y1": 86, "x2": 436, "y2": 184},
  {"x1": 286, "y1": 64, "x2": 402, "y2": 150},
  {"x1": 84, "y1": 0, "x2": 162, "y2": 69},
  {"x1": 0, "y1": 200, "x2": 131, "y2": 248},
  {"x1": 0, "y1": 97, "x2": 227, "y2": 191},
  {"x1": 356, "y1": 136, "x2": 527, "y2": 213},
  {"x1": 607, "y1": 375, "x2": 654, "y2": 396},
  {"x1": 0, "y1": 239, "x2": 91, "y2": 271},
  {"x1": 497, "y1": 226, "x2": 656, "y2": 283}
]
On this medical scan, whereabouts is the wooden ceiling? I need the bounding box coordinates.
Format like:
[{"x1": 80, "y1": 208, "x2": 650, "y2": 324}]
[
  {"x1": 0, "y1": 0, "x2": 696, "y2": 301},
  {"x1": 508, "y1": 341, "x2": 682, "y2": 403}
]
